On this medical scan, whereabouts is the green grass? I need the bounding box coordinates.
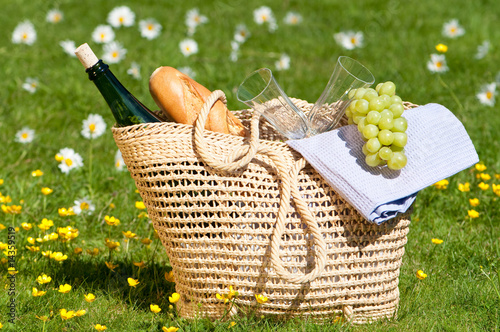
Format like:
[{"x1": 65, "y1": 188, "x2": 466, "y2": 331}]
[{"x1": 1, "y1": 0, "x2": 499, "y2": 331}]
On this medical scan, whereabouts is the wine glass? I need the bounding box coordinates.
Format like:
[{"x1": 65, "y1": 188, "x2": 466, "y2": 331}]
[
  {"x1": 307, "y1": 56, "x2": 375, "y2": 136},
  {"x1": 237, "y1": 68, "x2": 309, "y2": 140}
]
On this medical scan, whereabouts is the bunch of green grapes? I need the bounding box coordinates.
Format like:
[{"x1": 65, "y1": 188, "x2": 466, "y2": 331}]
[{"x1": 345, "y1": 81, "x2": 408, "y2": 170}]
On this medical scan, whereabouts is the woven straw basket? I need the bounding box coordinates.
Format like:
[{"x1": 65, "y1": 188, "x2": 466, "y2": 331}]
[{"x1": 112, "y1": 90, "x2": 414, "y2": 324}]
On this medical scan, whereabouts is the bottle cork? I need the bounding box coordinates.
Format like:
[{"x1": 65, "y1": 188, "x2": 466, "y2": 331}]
[{"x1": 75, "y1": 43, "x2": 99, "y2": 69}]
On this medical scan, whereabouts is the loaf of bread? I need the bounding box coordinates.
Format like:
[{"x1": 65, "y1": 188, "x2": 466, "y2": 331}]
[{"x1": 149, "y1": 66, "x2": 247, "y2": 137}]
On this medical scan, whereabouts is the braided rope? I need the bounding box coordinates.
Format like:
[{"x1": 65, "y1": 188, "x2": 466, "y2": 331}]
[{"x1": 193, "y1": 90, "x2": 327, "y2": 283}]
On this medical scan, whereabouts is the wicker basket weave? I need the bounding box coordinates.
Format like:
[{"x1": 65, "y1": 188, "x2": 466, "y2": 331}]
[{"x1": 112, "y1": 90, "x2": 414, "y2": 324}]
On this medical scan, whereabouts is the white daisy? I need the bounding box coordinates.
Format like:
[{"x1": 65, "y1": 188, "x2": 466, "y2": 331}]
[
  {"x1": 12, "y1": 20, "x2": 37, "y2": 45},
  {"x1": 91, "y1": 25, "x2": 115, "y2": 44},
  {"x1": 284, "y1": 12, "x2": 303, "y2": 25},
  {"x1": 179, "y1": 39, "x2": 198, "y2": 57},
  {"x1": 46, "y1": 9, "x2": 63, "y2": 23},
  {"x1": 442, "y1": 19, "x2": 465, "y2": 38},
  {"x1": 115, "y1": 149, "x2": 127, "y2": 171},
  {"x1": 185, "y1": 8, "x2": 208, "y2": 36},
  {"x1": 81, "y1": 114, "x2": 107, "y2": 139},
  {"x1": 72, "y1": 197, "x2": 95, "y2": 215},
  {"x1": 253, "y1": 6, "x2": 277, "y2": 32},
  {"x1": 139, "y1": 18, "x2": 162, "y2": 40},
  {"x1": 476, "y1": 82, "x2": 496, "y2": 107},
  {"x1": 22, "y1": 77, "x2": 39, "y2": 93},
  {"x1": 15, "y1": 127, "x2": 35, "y2": 143},
  {"x1": 334, "y1": 31, "x2": 364, "y2": 50},
  {"x1": 234, "y1": 24, "x2": 250, "y2": 43},
  {"x1": 230, "y1": 41, "x2": 240, "y2": 62},
  {"x1": 107, "y1": 6, "x2": 135, "y2": 28},
  {"x1": 474, "y1": 40, "x2": 490, "y2": 60},
  {"x1": 102, "y1": 41, "x2": 127, "y2": 64},
  {"x1": 60, "y1": 40, "x2": 76, "y2": 57},
  {"x1": 177, "y1": 66, "x2": 196, "y2": 79},
  {"x1": 426, "y1": 53, "x2": 449, "y2": 73},
  {"x1": 127, "y1": 62, "x2": 141, "y2": 79},
  {"x1": 56, "y1": 148, "x2": 84, "y2": 174},
  {"x1": 275, "y1": 53, "x2": 291, "y2": 71}
]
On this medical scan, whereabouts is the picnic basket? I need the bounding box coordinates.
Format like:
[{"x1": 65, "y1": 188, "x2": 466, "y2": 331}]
[{"x1": 112, "y1": 90, "x2": 414, "y2": 324}]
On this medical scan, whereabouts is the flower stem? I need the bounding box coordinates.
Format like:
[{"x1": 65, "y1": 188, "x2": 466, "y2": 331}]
[
  {"x1": 88, "y1": 138, "x2": 94, "y2": 198},
  {"x1": 437, "y1": 74, "x2": 464, "y2": 112}
]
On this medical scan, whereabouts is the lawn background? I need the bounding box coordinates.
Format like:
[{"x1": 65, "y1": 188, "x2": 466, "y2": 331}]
[{"x1": 0, "y1": 0, "x2": 499, "y2": 331}]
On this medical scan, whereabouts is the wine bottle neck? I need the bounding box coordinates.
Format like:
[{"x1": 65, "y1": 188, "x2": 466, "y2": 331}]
[{"x1": 86, "y1": 60, "x2": 110, "y2": 81}]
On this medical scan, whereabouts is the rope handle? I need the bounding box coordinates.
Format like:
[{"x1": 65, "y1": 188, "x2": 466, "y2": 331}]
[{"x1": 193, "y1": 90, "x2": 327, "y2": 284}]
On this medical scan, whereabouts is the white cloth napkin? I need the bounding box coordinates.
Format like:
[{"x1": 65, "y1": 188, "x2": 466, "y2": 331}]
[{"x1": 287, "y1": 103, "x2": 479, "y2": 224}]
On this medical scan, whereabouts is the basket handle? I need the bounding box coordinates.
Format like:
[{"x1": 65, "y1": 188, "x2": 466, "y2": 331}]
[{"x1": 194, "y1": 90, "x2": 327, "y2": 284}]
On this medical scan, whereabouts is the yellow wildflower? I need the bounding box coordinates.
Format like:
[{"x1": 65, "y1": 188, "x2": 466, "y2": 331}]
[
  {"x1": 55, "y1": 153, "x2": 64, "y2": 162},
  {"x1": 8, "y1": 267, "x2": 18, "y2": 275},
  {"x1": 26, "y1": 245, "x2": 40, "y2": 252},
  {"x1": 36, "y1": 274, "x2": 52, "y2": 284},
  {"x1": 150, "y1": 304, "x2": 162, "y2": 313},
  {"x1": 469, "y1": 198, "x2": 479, "y2": 207},
  {"x1": 36, "y1": 315, "x2": 49, "y2": 321},
  {"x1": 416, "y1": 270, "x2": 427, "y2": 280},
  {"x1": 457, "y1": 182, "x2": 470, "y2": 192},
  {"x1": 32, "y1": 169, "x2": 44, "y2": 177},
  {"x1": 2, "y1": 204, "x2": 22, "y2": 214},
  {"x1": 37, "y1": 218, "x2": 54, "y2": 231},
  {"x1": 165, "y1": 271, "x2": 175, "y2": 283},
  {"x1": 75, "y1": 310, "x2": 86, "y2": 317},
  {"x1": 21, "y1": 222, "x2": 32, "y2": 230},
  {"x1": 135, "y1": 201, "x2": 146, "y2": 210},
  {"x1": 492, "y1": 184, "x2": 500, "y2": 197},
  {"x1": 478, "y1": 182, "x2": 489, "y2": 190},
  {"x1": 41, "y1": 250, "x2": 52, "y2": 257},
  {"x1": 95, "y1": 324, "x2": 107, "y2": 331},
  {"x1": 141, "y1": 238, "x2": 153, "y2": 246},
  {"x1": 138, "y1": 211, "x2": 149, "y2": 219},
  {"x1": 48, "y1": 232, "x2": 59, "y2": 241},
  {"x1": 32, "y1": 287, "x2": 47, "y2": 297},
  {"x1": 133, "y1": 261, "x2": 147, "y2": 269},
  {"x1": 0, "y1": 242, "x2": 7, "y2": 250},
  {"x1": 52, "y1": 252, "x2": 68, "y2": 262},
  {"x1": 58, "y1": 284, "x2": 72, "y2": 294},
  {"x1": 74, "y1": 247, "x2": 83, "y2": 255},
  {"x1": 229, "y1": 321, "x2": 237, "y2": 328},
  {"x1": 84, "y1": 293, "x2": 96, "y2": 303},
  {"x1": 432, "y1": 179, "x2": 449, "y2": 190},
  {"x1": 475, "y1": 163, "x2": 487, "y2": 172},
  {"x1": 105, "y1": 261, "x2": 119, "y2": 271},
  {"x1": 41, "y1": 187, "x2": 53, "y2": 195},
  {"x1": 60, "y1": 309, "x2": 76, "y2": 320},
  {"x1": 87, "y1": 248, "x2": 100, "y2": 256},
  {"x1": 58, "y1": 226, "x2": 79, "y2": 242},
  {"x1": 122, "y1": 230, "x2": 137, "y2": 239},
  {"x1": 255, "y1": 294, "x2": 269, "y2": 304},
  {"x1": 479, "y1": 173, "x2": 491, "y2": 181},
  {"x1": 435, "y1": 43, "x2": 448, "y2": 53},
  {"x1": 169, "y1": 292, "x2": 180, "y2": 303},
  {"x1": 109, "y1": 203, "x2": 116, "y2": 209},
  {"x1": 104, "y1": 238, "x2": 120, "y2": 250},
  {"x1": 58, "y1": 207, "x2": 76, "y2": 216},
  {"x1": 0, "y1": 223, "x2": 5, "y2": 230},
  {"x1": 162, "y1": 327, "x2": 179, "y2": 332},
  {"x1": 496, "y1": 174, "x2": 500, "y2": 180},
  {"x1": 216, "y1": 286, "x2": 237, "y2": 304},
  {"x1": 104, "y1": 215, "x2": 120, "y2": 226},
  {"x1": 128, "y1": 278, "x2": 140, "y2": 287},
  {"x1": 431, "y1": 238, "x2": 444, "y2": 244},
  {"x1": 0, "y1": 194, "x2": 11, "y2": 203},
  {"x1": 468, "y1": 210, "x2": 479, "y2": 218}
]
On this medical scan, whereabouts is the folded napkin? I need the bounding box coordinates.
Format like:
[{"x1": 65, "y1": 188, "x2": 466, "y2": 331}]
[{"x1": 287, "y1": 103, "x2": 479, "y2": 224}]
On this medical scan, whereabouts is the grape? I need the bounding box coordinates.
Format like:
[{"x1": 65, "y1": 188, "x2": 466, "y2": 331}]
[
  {"x1": 378, "y1": 129, "x2": 394, "y2": 145},
  {"x1": 369, "y1": 97, "x2": 385, "y2": 112},
  {"x1": 354, "y1": 99, "x2": 370, "y2": 115},
  {"x1": 347, "y1": 117, "x2": 354, "y2": 125},
  {"x1": 348, "y1": 89, "x2": 357, "y2": 99},
  {"x1": 392, "y1": 117, "x2": 407, "y2": 132},
  {"x1": 357, "y1": 117, "x2": 367, "y2": 132},
  {"x1": 389, "y1": 103, "x2": 404, "y2": 118},
  {"x1": 378, "y1": 116, "x2": 394, "y2": 130},
  {"x1": 349, "y1": 80, "x2": 408, "y2": 170},
  {"x1": 362, "y1": 88, "x2": 378, "y2": 102},
  {"x1": 354, "y1": 88, "x2": 367, "y2": 100},
  {"x1": 378, "y1": 147, "x2": 394, "y2": 160},
  {"x1": 392, "y1": 132, "x2": 407, "y2": 147},
  {"x1": 390, "y1": 95, "x2": 403, "y2": 105},
  {"x1": 380, "y1": 109, "x2": 393, "y2": 119},
  {"x1": 366, "y1": 137, "x2": 382, "y2": 153},
  {"x1": 379, "y1": 81, "x2": 396, "y2": 96},
  {"x1": 387, "y1": 152, "x2": 407, "y2": 170},
  {"x1": 362, "y1": 124, "x2": 379, "y2": 140},
  {"x1": 366, "y1": 111, "x2": 381, "y2": 125}
]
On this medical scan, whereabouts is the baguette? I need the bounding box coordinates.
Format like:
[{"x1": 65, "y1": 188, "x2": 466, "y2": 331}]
[{"x1": 149, "y1": 66, "x2": 247, "y2": 137}]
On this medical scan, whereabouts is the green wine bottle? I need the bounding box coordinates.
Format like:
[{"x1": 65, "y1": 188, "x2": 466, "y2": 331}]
[{"x1": 75, "y1": 43, "x2": 162, "y2": 126}]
